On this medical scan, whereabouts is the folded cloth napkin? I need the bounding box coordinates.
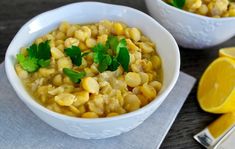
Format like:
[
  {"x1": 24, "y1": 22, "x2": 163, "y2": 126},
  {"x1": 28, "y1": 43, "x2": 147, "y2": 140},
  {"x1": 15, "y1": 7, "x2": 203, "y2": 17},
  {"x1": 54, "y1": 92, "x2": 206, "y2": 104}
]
[{"x1": 0, "y1": 63, "x2": 196, "y2": 149}]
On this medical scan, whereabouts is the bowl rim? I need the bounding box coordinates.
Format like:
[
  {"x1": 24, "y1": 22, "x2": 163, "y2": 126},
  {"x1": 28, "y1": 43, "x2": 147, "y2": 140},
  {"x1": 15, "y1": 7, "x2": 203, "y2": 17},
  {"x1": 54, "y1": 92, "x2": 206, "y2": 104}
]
[
  {"x1": 156, "y1": 0, "x2": 235, "y2": 21},
  {"x1": 5, "y1": 1, "x2": 180, "y2": 123}
]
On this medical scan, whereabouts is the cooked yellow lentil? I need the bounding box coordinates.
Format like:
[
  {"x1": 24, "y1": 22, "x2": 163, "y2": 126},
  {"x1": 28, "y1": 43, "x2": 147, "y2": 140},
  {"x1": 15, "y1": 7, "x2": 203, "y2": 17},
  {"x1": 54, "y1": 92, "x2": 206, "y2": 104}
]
[
  {"x1": 15, "y1": 20, "x2": 163, "y2": 118},
  {"x1": 165, "y1": 0, "x2": 235, "y2": 18}
]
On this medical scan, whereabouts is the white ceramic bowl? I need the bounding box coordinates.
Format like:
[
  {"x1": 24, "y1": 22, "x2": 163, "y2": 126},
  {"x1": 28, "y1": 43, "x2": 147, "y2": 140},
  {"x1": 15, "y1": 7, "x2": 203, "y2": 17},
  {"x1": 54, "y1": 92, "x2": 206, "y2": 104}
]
[
  {"x1": 145, "y1": 0, "x2": 235, "y2": 49},
  {"x1": 5, "y1": 2, "x2": 180, "y2": 139}
]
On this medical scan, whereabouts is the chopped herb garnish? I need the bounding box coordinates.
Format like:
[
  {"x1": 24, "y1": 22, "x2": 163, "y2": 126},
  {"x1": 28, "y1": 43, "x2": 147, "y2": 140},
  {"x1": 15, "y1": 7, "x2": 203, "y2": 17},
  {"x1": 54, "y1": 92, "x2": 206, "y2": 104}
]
[
  {"x1": 92, "y1": 43, "x2": 108, "y2": 64},
  {"x1": 92, "y1": 36, "x2": 130, "y2": 72},
  {"x1": 168, "y1": 0, "x2": 185, "y2": 9},
  {"x1": 106, "y1": 35, "x2": 119, "y2": 52},
  {"x1": 117, "y1": 47, "x2": 130, "y2": 72},
  {"x1": 98, "y1": 55, "x2": 112, "y2": 72},
  {"x1": 63, "y1": 68, "x2": 86, "y2": 83},
  {"x1": 107, "y1": 57, "x2": 120, "y2": 71},
  {"x1": 116, "y1": 38, "x2": 127, "y2": 54},
  {"x1": 16, "y1": 54, "x2": 39, "y2": 72},
  {"x1": 27, "y1": 40, "x2": 51, "y2": 60},
  {"x1": 17, "y1": 40, "x2": 51, "y2": 72},
  {"x1": 65, "y1": 46, "x2": 82, "y2": 66},
  {"x1": 38, "y1": 59, "x2": 51, "y2": 68}
]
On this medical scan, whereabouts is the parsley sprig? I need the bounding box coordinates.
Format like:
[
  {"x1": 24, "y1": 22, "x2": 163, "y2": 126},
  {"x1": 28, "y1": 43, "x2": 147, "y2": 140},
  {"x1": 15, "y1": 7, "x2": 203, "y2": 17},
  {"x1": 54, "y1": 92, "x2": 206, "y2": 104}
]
[
  {"x1": 65, "y1": 46, "x2": 82, "y2": 66},
  {"x1": 65, "y1": 46, "x2": 90, "y2": 67},
  {"x1": 63, "y1": 68, "x2": 86, "y2": 83},
  {"x1": 16, "y1": 40, "x2": 51, "y2": 72},
  {"x1": 92, "y1": 36, "x2": 130, "y2": 73}
]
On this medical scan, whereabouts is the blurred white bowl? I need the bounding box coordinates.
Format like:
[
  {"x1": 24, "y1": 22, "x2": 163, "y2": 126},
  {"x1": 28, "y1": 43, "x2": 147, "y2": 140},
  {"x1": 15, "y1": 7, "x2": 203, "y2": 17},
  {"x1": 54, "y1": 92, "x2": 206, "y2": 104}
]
[
  {"x1": 145, "y1": 0, "x2": 235, "y2": 49},
  {"x1": 5, "y1": 2, "x2": 180, "y2": 139}
]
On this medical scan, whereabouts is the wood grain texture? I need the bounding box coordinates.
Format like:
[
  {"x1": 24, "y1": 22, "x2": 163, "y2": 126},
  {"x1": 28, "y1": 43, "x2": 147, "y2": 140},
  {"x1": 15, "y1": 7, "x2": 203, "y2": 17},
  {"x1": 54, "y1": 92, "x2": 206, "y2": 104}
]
[{"x1": 0, "y1": 0, "x2": 234, "y2": 148}]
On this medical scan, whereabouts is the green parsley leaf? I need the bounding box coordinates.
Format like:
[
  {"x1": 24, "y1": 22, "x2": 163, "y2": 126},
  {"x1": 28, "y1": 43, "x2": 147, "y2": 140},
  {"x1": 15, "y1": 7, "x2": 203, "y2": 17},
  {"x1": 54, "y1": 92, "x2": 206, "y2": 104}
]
[
  {"x1": 98, "y1": 55, "x2": 112, "y2": 72},
  {"x1": 107, "y1": 57, "x2": 120, "y2": 71},
  {"x1": 17, "y1": 40, "x2": 51, "y2": 72},
  {"x1": 27, "y1": 40, "x2": 51, "y2": 60},
  {"x1": 92, "y1": 43, "x2": 107, "y2": 53},
  {"x1": 16, "y1": 54, "x2": 39, "y2": 72},
  {"x1": 92, "y1": 36, "x2": 130, "y2": 73},
  {"x1": 27, "y1": 44, "x2": 38, "y2": 58},
  {"x1": 63, "y1": 68, "x2": 86, "y2": 83},
  {"x1": 117, "y1": 47, "x2": 130, "y2": 72},
  {"x1": 106, "y1": 36, "x2": 126, "y2": 54},
  {"x1": 171, "y1": 0, "x2": 185, "y2": 9},
  {"x1": 116, "y1": 38, "x2": 127, "y2": 54},
  {"x1": 38, "y1": 59, "x2": 51, "y2": 68},
  {"x1": 106, "y1": 35, "x2": 119, "y2": 51},
  {"x1": 92, "y1": 43, "x2": 108, "y2": 64},
  {"x1": 65, "y1": 46, "x2": 82, "y2": 66},
  {"x1": 38, "y1": 40, "x2": 51, "y2": 60}
]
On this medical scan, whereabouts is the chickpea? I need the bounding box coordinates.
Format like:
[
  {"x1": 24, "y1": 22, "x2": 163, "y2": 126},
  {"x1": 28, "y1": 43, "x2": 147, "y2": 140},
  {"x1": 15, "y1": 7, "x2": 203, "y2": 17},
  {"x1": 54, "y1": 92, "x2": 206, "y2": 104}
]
[
  {"x1": 84, "y1": 68, "x2": 95, "y2": 77},
  {"x1": 54, "y1": 93, "x2": 76, "y2": 106},
  {"x1": 56, "y1": 44, "x2": 65, "y2": 52},
  {"x1": 81, "y1": 77, "x2": 100, "y2": 94},
  {"x1": 85, "y1": 38, "x2": 97, "y2": 48},
  {"x1": 59, "y1": 22, "x2": 70, "y2": 33},
  {"x1": 97, "y1": 34, "x2": 108, "y2": 45},
  {"x1": 48, "y1": 86, "x2": 64, "y2": 96},
  {"x1": 124, "y1": 94, "x2": 141, "y2": 112},
  {"x1": 51, "y1": 47, "x2": 64, "y2": 59},
  {"x1": 78, "y1": 105, "x2": 86, "y2": 114},
  {"x1": 229, "y1": 8, "x2": 235, "y2": 16},
  {"x1": 126, "y1": 39, "x2": 141, "y2": 53},
  {"x1": 88, "y1": 95, "x2": 104, "y2": 115},
  {"x1": 149, "y1": 81, "x2": 162, "y2": 92},
  {"x1": 198, "y1": 4, "x2": 209, "y2": 15},
  {"x1": 55, "y1": 31, "x2": 66, "y2": 40},
  {"x1": 63, "y1": 76, "x2": 74, "y2": 85},
  {"x1": 79, "y1": 42, "x2": 88, "y2": 51},
  {"x1": 151, "y1": 55, "x2": 161, "y2": 70},
  {"x1": 73, "y1": 91, "x2": 89, "y2": 107},
  {"x1": 139, "y1": 72, "x2": 149, "y2": 84},
  {"x1": 64, "y1": 38, "x2": 79, "y2": 48},
  {"x1": 55, "y1": 40, "x2": 64, "y2": 46},
  {"x1": 53, "y1": 74, "x2": 63, "y2": 86},
  {"x1": 38, "y1": 68, "x2": 55, "y2": 77},
  {"x1": 129, "y1": 28, "x2": 141, "y2": 42},
  {"x1": 139, "y1": 42, "x2": 154, "y2": 54},
  {"x1": 90, "y1": 25, "x2": 98, "y2": 37},
  {"x1": 137, "y1": 94, "x2": 149, "y2": 106},
  {"x1": 125, "y1": 72, "x2": 141, "y2": 87},
  {"x1": 75, "y1": 30, "x2": 86, "y2": 42},
  {"x1": 66, "y1": 25, "x2": 77, "y2": 37},
  {"x1": 140, "y1": 83, "x2": 157, "y2": 100},
  {"x1": 69, "y1": 105, "x2": 80, "y2": 115},
  {"x1": 113, "y1": 22, "x2": 124, "y2": 35},
  {"x1": 57, "y1": 57, "x2": 73, "y2": 72}
]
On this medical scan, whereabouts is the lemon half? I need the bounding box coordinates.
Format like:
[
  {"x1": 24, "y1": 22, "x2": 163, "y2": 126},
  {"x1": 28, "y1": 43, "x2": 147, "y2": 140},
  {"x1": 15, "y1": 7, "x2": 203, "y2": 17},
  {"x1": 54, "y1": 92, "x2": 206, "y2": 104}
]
[{"x1": 197, "y1": 57, "x2": 235, "y2": 113}]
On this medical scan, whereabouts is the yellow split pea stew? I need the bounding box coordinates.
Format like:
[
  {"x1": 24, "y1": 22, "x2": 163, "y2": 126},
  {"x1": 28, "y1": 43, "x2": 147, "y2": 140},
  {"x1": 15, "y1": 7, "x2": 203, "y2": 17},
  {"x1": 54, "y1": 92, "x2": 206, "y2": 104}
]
[
  {"x1": 165, "y1": 0, "x2": 235, "y2": 18},
  {"x1": 15, "y1": 20, "x2": 162, "y2": 118}
]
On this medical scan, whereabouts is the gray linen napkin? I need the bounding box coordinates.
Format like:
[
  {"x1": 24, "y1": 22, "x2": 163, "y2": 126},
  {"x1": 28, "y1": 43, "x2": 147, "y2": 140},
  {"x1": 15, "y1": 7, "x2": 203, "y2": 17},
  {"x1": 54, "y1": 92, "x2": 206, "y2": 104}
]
[{"x1": 0, "y1": 63, "x2": 196, "y2": 149}]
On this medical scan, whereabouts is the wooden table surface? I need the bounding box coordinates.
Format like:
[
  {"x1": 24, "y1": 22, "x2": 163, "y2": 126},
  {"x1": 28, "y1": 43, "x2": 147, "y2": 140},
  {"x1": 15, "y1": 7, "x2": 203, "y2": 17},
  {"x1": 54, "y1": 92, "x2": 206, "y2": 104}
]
[{"x1": 1, "y1": 0, "x2": 234, "y2": 148}]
